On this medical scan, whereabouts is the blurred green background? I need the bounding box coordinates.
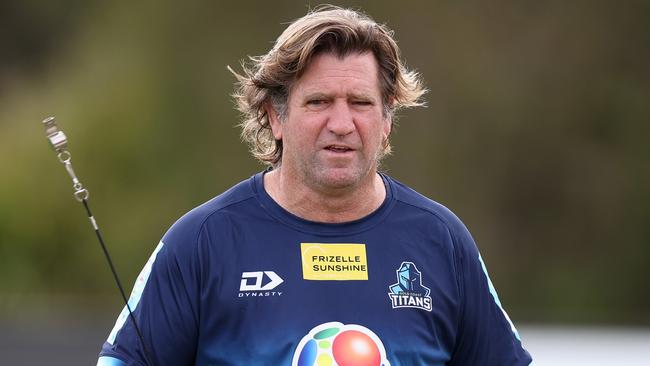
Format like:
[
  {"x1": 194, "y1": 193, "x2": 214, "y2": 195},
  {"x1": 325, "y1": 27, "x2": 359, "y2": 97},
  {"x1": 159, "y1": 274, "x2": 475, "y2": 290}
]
[{"x1": 1, "y1": 0, "x2": 648, "y2": 330}]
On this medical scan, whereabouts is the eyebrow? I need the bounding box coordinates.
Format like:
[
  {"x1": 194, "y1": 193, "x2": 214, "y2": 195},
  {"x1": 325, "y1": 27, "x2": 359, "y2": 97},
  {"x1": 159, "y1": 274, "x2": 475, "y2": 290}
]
[{"x1": 302, "y1": 91, "x2": 378, "y2": 102}]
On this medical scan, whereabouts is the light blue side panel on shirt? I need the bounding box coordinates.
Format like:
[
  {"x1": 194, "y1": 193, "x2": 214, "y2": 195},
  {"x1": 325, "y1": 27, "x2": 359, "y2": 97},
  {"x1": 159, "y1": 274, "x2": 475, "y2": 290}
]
[
  {"x1": 478, "y1": 253, "x2": 521, "y2": 341},
  {"x1": 106, "y1": 241, "x2": 165, "y2": 344},
  {"x1": 97, "y1": 356, "x2": 126, "y2": 366}
]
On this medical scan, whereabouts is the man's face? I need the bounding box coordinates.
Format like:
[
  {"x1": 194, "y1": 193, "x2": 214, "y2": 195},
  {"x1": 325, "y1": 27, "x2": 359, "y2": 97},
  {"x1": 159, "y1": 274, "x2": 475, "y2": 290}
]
[{"x1": 269, "y1": 52, "x2": 391, "y2": 191}]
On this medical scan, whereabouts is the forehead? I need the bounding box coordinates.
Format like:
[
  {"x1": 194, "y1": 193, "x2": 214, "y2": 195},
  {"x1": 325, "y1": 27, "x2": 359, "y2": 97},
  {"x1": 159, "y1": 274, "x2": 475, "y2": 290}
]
[{"x1": 291, "y1": 52, "x2": 381, "y2": 98}]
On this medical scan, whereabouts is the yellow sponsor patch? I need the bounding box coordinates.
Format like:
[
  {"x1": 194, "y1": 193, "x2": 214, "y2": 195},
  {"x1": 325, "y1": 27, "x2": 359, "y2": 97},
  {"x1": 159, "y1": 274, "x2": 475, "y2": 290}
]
[{"x1": 301, "y1": 243, "x2": 368, "y2": 280}]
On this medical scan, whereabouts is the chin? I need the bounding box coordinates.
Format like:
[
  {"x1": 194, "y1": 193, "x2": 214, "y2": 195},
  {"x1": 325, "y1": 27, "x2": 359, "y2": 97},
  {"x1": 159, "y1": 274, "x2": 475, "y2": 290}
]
[{"x1": 314, "y1": 168, "x2": 368, "y2": 190}]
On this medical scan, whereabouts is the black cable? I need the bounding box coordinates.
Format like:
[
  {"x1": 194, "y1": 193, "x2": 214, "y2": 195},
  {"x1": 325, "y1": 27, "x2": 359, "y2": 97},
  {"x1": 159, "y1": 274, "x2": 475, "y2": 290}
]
[{"x1": 82, "y1": 199, "x2": 155, "y2": 366}]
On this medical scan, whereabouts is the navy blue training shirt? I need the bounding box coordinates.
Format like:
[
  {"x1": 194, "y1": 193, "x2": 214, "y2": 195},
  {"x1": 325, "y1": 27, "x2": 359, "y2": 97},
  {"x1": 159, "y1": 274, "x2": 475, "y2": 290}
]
[{"x1": 98, "y1": 172, "x2": 532, "y2": 365}]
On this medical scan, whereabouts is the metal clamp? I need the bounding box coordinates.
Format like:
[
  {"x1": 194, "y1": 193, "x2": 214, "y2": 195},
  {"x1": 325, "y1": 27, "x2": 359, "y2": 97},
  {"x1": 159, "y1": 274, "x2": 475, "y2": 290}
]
[{"x1": 42, "y1": 116, "x2": 89, "y2": 201}]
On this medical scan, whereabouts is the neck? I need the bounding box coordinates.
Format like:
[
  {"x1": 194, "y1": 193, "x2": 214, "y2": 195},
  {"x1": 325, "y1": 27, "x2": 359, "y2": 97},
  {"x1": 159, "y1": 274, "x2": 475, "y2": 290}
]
[{"x1": 264, "y1": 167, "x2": 386, "y2": 223}]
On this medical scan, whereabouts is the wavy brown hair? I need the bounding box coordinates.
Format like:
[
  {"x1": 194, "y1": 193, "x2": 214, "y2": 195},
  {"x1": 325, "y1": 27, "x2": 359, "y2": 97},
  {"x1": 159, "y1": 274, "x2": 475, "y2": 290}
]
[{"x1": 230, "y1": 5, "x2": 426, "y2": 167}]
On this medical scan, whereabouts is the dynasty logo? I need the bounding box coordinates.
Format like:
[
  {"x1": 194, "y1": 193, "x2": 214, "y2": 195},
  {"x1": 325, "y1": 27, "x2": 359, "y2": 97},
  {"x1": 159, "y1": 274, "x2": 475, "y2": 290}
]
[
  {"x1": 238, "y1": 271, "x2": 284, "y2": 298},
  {"x1": 388, "y1": 262, "x2": 432, "y2": 311}
]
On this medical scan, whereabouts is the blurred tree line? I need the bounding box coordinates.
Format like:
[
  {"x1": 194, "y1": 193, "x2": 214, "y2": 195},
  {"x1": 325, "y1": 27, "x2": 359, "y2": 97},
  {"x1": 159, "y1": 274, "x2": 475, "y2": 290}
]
[{"x1": 1, "y1": 0, "x2": 648, "y2": 325}]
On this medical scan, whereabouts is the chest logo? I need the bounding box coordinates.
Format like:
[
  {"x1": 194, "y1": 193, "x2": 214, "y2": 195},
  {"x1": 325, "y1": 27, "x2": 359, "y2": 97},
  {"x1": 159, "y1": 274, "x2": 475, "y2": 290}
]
[
  {"x1": 292, "y1": 321, "x2": 391, "y2": 366},
  {"x1": 238, "y1": 271, "x2": 284, "y2": 298},
  {"x1": 388, "y1": 262, "x2": 432, "y2": 311},
  {"x1": 301, "y1": 243, "x2": 368, "y2": 281}
]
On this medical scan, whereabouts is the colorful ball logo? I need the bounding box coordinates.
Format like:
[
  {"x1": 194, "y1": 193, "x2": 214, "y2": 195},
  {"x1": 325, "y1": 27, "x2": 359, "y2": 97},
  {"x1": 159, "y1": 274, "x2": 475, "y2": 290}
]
[{"x1": 292, "y1": 322, "x2": 391, "y2": 366}]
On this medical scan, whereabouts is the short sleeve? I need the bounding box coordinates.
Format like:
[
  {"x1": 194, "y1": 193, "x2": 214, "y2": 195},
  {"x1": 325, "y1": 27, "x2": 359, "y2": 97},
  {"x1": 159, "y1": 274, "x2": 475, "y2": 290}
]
[
  {"x1": 449, "y1": 225, "x2": 533, "y2": 365},
  {"x1": 97, "y1": 215, "x2": 205, "y2": 366}
]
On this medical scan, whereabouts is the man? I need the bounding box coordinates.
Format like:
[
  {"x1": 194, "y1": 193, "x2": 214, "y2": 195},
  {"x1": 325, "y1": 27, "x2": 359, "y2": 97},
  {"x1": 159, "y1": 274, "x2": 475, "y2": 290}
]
[{"x1": 98, "y1": 6, "x2": 532, "y2": 365}]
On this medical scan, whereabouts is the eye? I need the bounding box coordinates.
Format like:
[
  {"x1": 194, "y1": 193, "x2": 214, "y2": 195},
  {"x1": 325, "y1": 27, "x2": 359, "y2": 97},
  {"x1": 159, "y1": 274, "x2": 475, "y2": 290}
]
[
  {"x1": 305, "y1": 98, "x2": 330, "y2": 111},
  {"x1": 351, "y1": 99, "x2": 374, "y2": 108}
]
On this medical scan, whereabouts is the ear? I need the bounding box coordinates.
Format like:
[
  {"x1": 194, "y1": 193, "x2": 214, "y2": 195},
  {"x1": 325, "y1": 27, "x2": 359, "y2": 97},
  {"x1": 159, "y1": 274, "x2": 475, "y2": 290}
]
[
  {"x1": 266, "y1": 104, "x2": 283, "y2": 140},
  {"x1": 382, "y1": 113, "x2": 392, "y2": 141},
  {"x1": 382, "y1": 98, "x2": 394, "y2": 139}
]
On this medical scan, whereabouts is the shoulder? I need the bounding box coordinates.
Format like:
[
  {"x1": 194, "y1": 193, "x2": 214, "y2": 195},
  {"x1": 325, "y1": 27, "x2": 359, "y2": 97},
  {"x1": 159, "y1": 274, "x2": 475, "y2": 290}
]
[
  {"x1": 385, "y1": 174, "x2": 474, "y2": 245},
  {"x1": 161, "y1": 176, "x2": 257, "y2": 249}
]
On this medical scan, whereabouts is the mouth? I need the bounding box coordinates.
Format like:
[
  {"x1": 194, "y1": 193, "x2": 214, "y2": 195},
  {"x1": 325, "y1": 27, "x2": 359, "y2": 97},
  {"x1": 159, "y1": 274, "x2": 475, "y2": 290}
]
[{"x1": 324, "y1": 145, "x2": 354, "y2": 153}]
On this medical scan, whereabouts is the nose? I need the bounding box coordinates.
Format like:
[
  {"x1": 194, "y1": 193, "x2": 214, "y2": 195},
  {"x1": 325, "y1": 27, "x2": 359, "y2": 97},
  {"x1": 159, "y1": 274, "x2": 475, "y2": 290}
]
[{"x1": 326, "y1": 99, "x2": 355, "y2": 136}]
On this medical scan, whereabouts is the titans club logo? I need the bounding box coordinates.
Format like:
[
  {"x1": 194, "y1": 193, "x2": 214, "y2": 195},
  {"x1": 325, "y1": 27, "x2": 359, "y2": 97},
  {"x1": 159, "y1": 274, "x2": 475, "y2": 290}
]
[{"x1": 388, "y1": 262, "x2": 432, "y2": 311}]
